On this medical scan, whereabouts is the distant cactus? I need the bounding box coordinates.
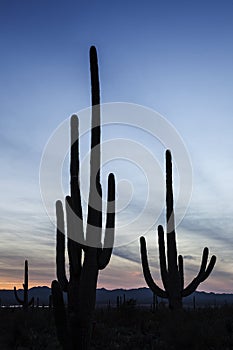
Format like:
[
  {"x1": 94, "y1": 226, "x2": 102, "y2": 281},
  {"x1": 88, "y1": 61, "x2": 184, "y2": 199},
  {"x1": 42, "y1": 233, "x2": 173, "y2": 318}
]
[
  {"x1": 51, "y1": 46, "x2": 115, "y2": 350},
  {"x1": 152, "y1": 292, "x2": 158, "y2": 313},
  {"x1": 140, "y1": 150, "x2": 216, "y2": 310},
  {"x1": 14, "y1": 260, "x2": 34, "y2": 310}
]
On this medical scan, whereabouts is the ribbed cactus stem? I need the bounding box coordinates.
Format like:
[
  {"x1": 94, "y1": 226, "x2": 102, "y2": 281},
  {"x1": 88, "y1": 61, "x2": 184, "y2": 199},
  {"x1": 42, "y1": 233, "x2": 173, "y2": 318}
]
[{"x1": 140, "y1": 150, "x2": 216, "y2": 310}]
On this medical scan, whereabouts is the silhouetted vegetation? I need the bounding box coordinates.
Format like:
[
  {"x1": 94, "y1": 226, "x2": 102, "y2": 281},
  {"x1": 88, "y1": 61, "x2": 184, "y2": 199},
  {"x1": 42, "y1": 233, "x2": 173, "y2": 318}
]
[
  {"x1": 14, "y1": 260, "x2": 34, "y2": 311},
  {"x1": 51, "y1": 46, "x2": 115, "y2": 349},
  {"x1": 140, "y1": 150, "x2": 216, "y2": 309},
  {"x1": 0, "y1": 306, "x2": 232, "y2": 349},
  {"x1": 2, "y1": 46, "x2": 224, "y2": 349}
]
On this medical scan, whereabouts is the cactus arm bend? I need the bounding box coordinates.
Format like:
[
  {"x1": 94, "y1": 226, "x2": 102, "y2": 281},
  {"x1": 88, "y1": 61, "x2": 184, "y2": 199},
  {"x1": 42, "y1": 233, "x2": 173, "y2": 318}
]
[
  {"x1": 182, "y1": 248, "x2": 216, "y2": 297},
  {"x1": 98, "y1": 173, "x2": 115, "y2": 270},
  {"x1": 56, "y1": 200, "x2": 69, "y2": 292},
  {"x1": 140, "y1": 236, "x2": 167, "y2": 298}
]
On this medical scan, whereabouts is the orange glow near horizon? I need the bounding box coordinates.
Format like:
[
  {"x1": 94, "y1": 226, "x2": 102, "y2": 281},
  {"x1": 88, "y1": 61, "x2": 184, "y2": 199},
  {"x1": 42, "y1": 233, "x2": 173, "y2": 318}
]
[{"x1": 0, "y1": 280, "x2": 231, "y2": 294}]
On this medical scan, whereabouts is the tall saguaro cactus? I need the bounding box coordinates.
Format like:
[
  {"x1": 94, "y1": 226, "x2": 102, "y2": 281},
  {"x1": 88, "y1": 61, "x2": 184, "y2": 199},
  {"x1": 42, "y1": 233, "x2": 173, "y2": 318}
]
[
  {"x1": 51, "y1": 46, "x2": 115, "y2": 350},
  {"x1": 140, "y1": 150, "x2": 216, "y2": 310},
  {"x1": 14, "y1": 260, "x2": 34, "y2": 310}
]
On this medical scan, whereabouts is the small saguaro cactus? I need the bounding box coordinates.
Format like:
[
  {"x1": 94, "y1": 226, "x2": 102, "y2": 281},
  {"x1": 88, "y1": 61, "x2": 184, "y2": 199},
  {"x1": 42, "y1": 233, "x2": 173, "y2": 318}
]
[
  {"x1": 51, "y1": 46, "x2": 115, "y2": 350},
  {"x1": 140, "y1": 150, "x2": 216, "y2": 310},
  {"x1": 14, "y1": 260, "x2": 34, "y2": 310},
  {"x1": 152, "y1": 292, "x2": 158, "y2": 313}
]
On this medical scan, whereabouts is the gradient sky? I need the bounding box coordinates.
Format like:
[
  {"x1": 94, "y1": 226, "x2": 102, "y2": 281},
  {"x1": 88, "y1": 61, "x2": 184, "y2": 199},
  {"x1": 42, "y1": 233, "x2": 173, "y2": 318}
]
[{"x1": 0, "y1": 0, "x2": 233, "y2": 293}]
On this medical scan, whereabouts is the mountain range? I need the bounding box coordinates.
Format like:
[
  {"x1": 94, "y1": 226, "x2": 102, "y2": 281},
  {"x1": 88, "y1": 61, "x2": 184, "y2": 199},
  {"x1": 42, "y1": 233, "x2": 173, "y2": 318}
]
[{"x1": 1, "y1": 287, "x2": 233, "y2": 308}]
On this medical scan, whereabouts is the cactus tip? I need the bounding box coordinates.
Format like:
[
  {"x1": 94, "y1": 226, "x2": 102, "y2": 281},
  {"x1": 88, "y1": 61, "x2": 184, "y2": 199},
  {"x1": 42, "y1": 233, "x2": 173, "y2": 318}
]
[
  {"x1": 212, "y1": 255, "x2": 217, "y2": 263},
  {"x1": 108, "y1": 172, "x2": 114, "y2": 180},
  {"x1": 166, "y1": 149, "x2": 172, "y2": 160},
  {"x1": 90, "y1": 46, "x2": 98, "y2": 63},
  {"x1": 71, "y1": 114, "x2": 78, "y2": 127},
  {"x1": 140, "y1": 236, "x2": 145, "y2": 245},
  {"x1": 90, "y1": 45, "x2": 97, "y2": 55},
  {"x1": 56, "y1": 200, "x2": 63, "y2": 211},
  {"x1": 108, "y1": 173, "x2": 115, "y2": 185}
]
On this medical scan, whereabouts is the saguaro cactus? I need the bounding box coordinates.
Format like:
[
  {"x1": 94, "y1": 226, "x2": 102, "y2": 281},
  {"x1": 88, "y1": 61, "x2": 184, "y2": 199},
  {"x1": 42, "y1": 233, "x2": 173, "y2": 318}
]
[
  {"x1": 14, "y1": 260, "x2": 34, "y2": 310},
  {"x1": 51, "y1": 46, "x2": 115, "y2": 350},
  {"x1": 140, "y1": 150, "x2": 216, "y2": 310}
]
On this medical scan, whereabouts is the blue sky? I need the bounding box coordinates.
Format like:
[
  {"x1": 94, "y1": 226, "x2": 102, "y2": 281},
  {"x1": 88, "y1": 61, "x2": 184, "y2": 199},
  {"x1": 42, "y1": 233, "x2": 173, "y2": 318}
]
[{"x1": 0, "y1": 0, "x2": 233, "y2": 292}]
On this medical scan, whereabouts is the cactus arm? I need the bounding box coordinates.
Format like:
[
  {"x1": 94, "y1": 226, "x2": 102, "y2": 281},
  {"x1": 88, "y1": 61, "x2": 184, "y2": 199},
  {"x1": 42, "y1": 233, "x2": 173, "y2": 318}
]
[
  {"x1": 158, "y1": 225, "x2": 168, "y2": 289},
  {"x1": 56, "y1": 200, "x2": 69, "y2": 292},
  {"x1": 178, "y1": 255, "x2": 184, "y2": 290},
  {"x1": 51, "y1": 280, "x2": 72, "y2": 350},
  {"x1": 182, "y1": 248, "x2": 217, "y2": 297},
  {"x1": 140, "y1": 236, "x2": 167, "y2": 298},
  {"x1": 70, "y1": 114, "x2": 80, "y2": 197},
  {"x1": 98, "y1": 173, "x2": 115, "y2": 270},
  {"x1": 66, "y1": 196, "x2": 82, "y2": 278},
  {"x1": 86, "y1": 182, "x2": 102, "y2": 248},
  {"x1": 202, "y1": 255, "x2": 217, "y2": 280},
  {"x1": 165, "y1": 150, "x2": 178, "y2": 273},
  {"x1": 14, "y1": 287, "x2": 24, "y2": 304},
  {"x1": 90, "y1": 46, "x2": 100, "y2": 106},
  {"x1": 70, "y1": 115, "x2": 84, "y2": 244}
]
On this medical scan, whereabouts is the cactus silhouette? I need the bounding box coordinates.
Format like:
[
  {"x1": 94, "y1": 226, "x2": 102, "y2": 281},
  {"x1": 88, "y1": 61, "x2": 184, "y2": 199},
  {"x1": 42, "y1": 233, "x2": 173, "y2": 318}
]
[
  {"x1": 51, "y1": 46, "x2": 115, "y2": 350},
  {"x1": 14, "y1": 260, "x2": 34, "y2": 310},
  {"x1": 140, "y1": 150, "x2": 216, "y2": 310}
]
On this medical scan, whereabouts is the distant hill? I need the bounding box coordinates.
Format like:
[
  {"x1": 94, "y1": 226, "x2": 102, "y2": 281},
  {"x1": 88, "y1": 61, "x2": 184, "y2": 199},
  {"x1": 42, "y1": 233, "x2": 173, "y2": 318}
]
[{"x1": 1, "y1": 286, "x2": 233, "y2": 308}]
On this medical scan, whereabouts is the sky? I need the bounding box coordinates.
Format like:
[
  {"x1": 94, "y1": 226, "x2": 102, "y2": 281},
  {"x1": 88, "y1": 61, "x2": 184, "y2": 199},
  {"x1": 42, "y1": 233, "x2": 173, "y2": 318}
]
[{"x1": 0, "y1": 0, "x2": 233, "y2": 293}]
